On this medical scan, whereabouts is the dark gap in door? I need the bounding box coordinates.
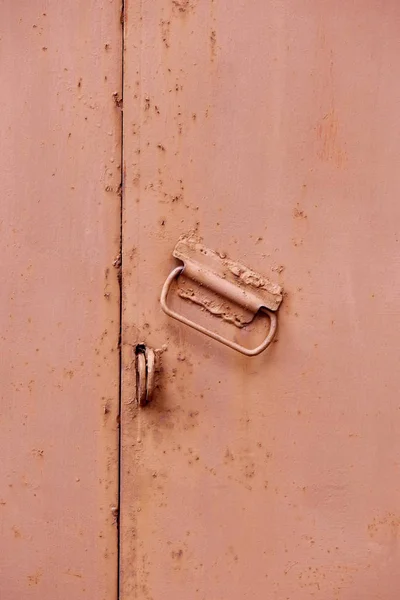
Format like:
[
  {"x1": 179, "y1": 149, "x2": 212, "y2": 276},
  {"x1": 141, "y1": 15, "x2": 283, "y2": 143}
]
[{"x1": 117, "y1": 1, "x2": 125, "y2": 598}]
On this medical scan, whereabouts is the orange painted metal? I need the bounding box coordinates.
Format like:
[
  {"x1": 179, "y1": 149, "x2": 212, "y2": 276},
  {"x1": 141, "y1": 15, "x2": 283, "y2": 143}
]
[
  {"x1": 0, "y1": 2, "x2": 122, "y2": 598},
  {"x1": 121, "y1": 1, "x2": 400, "y2": 598}
]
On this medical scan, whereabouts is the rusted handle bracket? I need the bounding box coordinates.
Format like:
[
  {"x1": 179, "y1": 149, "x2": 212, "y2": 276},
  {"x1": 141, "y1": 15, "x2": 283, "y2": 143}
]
[
  {"x1": 160, "y1": 266, "x2": 278, "y2": 357},
  {"x1": 135, "y1": 344, "x2": 155, "y2": 406}
]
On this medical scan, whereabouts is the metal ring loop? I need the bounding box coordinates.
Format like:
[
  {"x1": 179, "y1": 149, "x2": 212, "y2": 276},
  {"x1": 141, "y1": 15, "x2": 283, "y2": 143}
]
[
  {"x1": 135, "y1": 344, "x2": 156, "y2": 406},
  {"x1": 160, "y1": 266, "x2": 277, "y2": 357}
]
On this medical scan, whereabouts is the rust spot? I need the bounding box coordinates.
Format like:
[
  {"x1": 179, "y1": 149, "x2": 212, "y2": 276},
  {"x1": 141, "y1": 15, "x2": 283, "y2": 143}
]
[
  {"x1": 292, "y1": 238, "x2": 303, "y2": 247},
  {"x1": 210, "y1": 30, "x2": 217, "y2": 60},
  {"x1": 224, "y1": 448, "x2": 234, "y2": 462},
  {"x1": 293, "y1": 204, "x2": 307, "y2": 219},
  {"x1": 113, "y1": 252, "x2": 122, "y2": 269},
  {"x1": 160, "y1": 19, "x2": 170, "y2": 48},
  {"x1": 27, "y1": 571, "x2": 42, "y2": 586},
  {"x1": 368, "y1": 513, "x2": 400, "y2": 539},
  {"x1": 112, "y1": 92, "x2": 123, "y2": 109},
  {"x1": 172, "y1": 0, "x2": 194, "y2": 14},
  {"x1": 178, "y1": 287, "x2": 249, "y2": 328},
  {"x1": 272, "y1": 265, "x2": 285, "y2": 274},
  {"x1": 111, "y1": 506, "x2": 119, "y2": 523},
  {"x1": 243, "y1": 462, "x2": 256, "y2": 479},
  {"x1": 32, "y1": 449, "x2": 44, "y2": 458}
]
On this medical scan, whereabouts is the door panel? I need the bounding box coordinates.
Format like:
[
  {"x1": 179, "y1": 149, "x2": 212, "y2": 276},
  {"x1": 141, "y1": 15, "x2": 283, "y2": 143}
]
[
  {"x1": 0, "y1": 2, "x2": 121, "y2": 598},
  {"x1": 121, "y1": 1, "x2": 400, "y2": 598}
]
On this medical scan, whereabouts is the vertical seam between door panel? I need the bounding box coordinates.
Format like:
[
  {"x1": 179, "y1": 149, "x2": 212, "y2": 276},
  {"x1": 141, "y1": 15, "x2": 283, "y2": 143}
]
[{"x1": 117, "y1": 0, "x2": 125, "y2": 598}]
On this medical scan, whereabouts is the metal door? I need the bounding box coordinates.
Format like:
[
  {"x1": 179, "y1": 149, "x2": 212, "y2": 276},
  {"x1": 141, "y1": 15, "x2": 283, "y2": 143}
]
[
  {"x1": 0, "y1": 2, "x2": 121, "y2": 598},
  {"x1": 120, "y1": 1, "x2": 400, "y2": 599}
]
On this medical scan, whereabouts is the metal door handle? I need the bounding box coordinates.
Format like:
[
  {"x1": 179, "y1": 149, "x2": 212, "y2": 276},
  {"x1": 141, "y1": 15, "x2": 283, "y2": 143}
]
[{"x1": 161, "y1": 265, "x2": 278, "y2": 357}]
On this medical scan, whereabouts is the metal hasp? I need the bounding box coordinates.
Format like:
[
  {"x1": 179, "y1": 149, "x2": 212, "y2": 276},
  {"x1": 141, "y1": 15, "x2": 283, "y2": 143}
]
[
  {"x1": 135, "y1": 344, "x2": 156, "y2": 406},
  {"x1": 160, "y1": 236, "x2": 284, "y2": 356}
]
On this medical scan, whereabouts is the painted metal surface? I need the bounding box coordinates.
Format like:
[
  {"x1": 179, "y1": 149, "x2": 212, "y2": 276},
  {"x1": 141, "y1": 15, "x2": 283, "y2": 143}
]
[
  {"x1": 121, "y1": 0, "x2": 400, "y2": 598},
  {"x1": 0, "y1": 2, "x2": 121, "y2": 598}
]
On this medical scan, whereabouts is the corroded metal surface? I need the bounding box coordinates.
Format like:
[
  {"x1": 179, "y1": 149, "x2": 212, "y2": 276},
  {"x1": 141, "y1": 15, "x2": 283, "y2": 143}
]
[
  {"x1": 173, "y1": 235, "x2": 283, "y2": 312},
  {"x1": 121, "y1": 1, "x2": 400, "y2": 598},
  {"x1": 0, "y1": 2, "x2": 121, "y2": 598}
]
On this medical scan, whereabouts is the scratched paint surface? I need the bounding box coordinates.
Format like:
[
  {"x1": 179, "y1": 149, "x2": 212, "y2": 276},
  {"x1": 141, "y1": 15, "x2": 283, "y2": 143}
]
[
  {"x1": 0, "y1": 2, "x2": 121, "y2": 598},
  {"x1": 121, "y1": 1, "x2": 400, "y2": 598}
]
